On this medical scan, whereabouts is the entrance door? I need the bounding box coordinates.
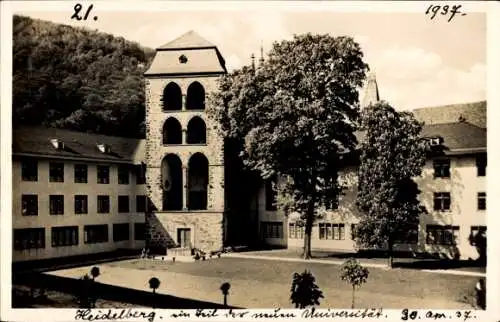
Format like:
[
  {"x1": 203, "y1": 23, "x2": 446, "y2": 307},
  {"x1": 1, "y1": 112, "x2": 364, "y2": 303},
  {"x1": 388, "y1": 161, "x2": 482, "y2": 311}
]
[{"x1": 177, "y1": 228, "x2": 191, "y2": 248}]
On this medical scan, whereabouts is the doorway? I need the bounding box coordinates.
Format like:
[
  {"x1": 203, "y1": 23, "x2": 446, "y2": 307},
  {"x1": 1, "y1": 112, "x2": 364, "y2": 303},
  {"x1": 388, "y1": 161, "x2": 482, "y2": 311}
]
[{"x1": 177, "y1": 228, "x2": 192, "y2": 248}]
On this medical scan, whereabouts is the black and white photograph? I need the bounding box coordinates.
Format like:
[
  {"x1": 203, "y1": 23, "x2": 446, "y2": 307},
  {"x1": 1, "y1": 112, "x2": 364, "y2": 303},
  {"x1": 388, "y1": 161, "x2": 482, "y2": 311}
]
[{"x1": 1, "y1": 1, "x2": 499, "y2": 321}]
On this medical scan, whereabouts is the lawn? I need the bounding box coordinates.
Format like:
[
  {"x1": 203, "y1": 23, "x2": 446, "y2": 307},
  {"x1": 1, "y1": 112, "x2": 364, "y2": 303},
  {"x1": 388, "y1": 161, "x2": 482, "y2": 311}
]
[
  {"x1": 82, "y1": 257, "x2": 477, "y2": 309},
  {"x1": 14, "y1": 256, "x2": 478, "y2": 309}
]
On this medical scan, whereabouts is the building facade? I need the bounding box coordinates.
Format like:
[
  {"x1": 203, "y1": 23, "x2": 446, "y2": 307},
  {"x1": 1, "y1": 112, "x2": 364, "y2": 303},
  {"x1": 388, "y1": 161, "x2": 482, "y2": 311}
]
[
  {"x1": 11, "y1": 31, "x2": 487, "y2": 262},
  {"x1": 12, "y1": 128, "x2": 147, "y2": 262}
]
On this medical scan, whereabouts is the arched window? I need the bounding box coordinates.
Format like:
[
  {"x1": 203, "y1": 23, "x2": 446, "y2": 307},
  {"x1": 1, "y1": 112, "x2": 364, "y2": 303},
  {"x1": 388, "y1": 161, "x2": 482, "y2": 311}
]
[
  {"x1": 161, "y1": 154, "x2": 183, "y2": 211},
  {"x1": 162, "y1": 118, "x2": 182, "y2": 145},
  {"x1": 187, "y1": 153, "x2": 209, "y2": 210},
  {"x1": 186, "y1": 81, "x2": 205, "y2": 110},
  {"x1": 162, "y1": 82, "x2": 182, "y2": 111},
  {"x1": 186, "y1": 116, "x2": 207, "y2": 144}
]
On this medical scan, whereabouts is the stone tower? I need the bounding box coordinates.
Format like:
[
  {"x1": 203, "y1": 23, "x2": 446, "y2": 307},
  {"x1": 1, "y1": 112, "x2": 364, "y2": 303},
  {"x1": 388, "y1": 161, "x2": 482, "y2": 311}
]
[
  {"x1": 362, "y1": 72, "x2": 380, "y2": 108},
  {"x1": 143, "y1": 31, "x2": 227, "y2": 252}
]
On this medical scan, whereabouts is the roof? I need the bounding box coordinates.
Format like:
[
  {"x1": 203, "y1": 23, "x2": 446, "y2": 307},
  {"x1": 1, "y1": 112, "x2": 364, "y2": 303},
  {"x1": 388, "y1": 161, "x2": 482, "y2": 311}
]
[
  {"x1": 144, "y1": 31, "x2": 227, "y2": 76},
  {"x1": 13, "y1": 118, "x2": 485, "y2": 165},
  {"x1": 354, "y1": 121, "x2": 486, "y2": 154},
  {"x1": 12, "y1": 127, "x2": 146, "y2": 164},
  {"x1": 412, "y1": 101, "x2": 486, "y2": 129},
  {"x1": 158, "y1": 30, "x2": 216, "y2": 50},
  {"x1": 420, "y1": 121, "x2": 486, "y2": 152}
]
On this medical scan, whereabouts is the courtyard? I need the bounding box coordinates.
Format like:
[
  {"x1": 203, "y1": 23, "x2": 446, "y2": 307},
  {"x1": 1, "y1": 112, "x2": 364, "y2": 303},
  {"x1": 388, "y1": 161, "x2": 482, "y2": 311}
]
[{"x1": 16, "y1": 256, "x2": 479, "y2": 309}]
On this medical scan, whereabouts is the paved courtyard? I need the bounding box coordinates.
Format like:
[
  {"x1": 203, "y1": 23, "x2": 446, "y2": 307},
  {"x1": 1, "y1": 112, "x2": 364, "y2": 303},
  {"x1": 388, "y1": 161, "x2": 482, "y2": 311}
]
[{"x1": 46, "y1": 256, "x2": 477, "y2": 309}]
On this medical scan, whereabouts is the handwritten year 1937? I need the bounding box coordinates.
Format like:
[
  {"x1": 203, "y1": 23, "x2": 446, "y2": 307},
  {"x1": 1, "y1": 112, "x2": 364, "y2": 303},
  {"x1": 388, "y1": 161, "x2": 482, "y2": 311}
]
[
  {"x1": 425, "y1": 4, "x2": 466, "y2": 22},
  {"x1": 71, "y1": 3, "x2": 98, "y2": 21}
]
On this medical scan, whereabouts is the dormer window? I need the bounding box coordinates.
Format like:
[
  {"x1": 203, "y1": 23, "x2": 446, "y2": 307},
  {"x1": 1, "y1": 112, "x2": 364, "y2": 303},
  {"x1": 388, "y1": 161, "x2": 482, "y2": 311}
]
[
  {"x1": 428, "y1": 137, "x2": 443, "y2": 146},
  {"x1": 179, "y1": 55, "x2": 188, "y2": 64},
  {"x1": 97, "y1": 144, "x2": 111, "y2": 154},
  {"x1": 50, "y1": 139, "x2": 65, "y2": 150}
]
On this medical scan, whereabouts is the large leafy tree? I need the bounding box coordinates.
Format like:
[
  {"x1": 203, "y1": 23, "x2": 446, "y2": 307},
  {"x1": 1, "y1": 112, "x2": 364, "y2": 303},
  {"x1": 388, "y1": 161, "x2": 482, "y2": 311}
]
[
  {"x1": 208, "y1": 33, "x2": 368, "y2": 259},
  {"x1": 355, "y1": 101, "x2": 427, "y2": 268}
]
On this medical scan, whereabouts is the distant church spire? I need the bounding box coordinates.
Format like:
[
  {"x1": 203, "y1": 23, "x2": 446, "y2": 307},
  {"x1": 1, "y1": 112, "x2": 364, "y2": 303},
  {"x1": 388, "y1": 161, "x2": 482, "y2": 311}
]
[
  {"x1": 251, "y1": 53, "x2": 256, "y2": 72},
  {"x1": 362, "y1": 72, "x2": 380, "y2": 108},
  {"x1": 259, "y1": 41, "x2": 264, "y2": 66}
]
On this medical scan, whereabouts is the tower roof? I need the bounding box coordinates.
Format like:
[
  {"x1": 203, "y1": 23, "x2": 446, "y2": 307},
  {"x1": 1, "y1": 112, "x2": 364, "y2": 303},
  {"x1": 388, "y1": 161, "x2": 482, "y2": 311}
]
[
  {"x1": 158, "y1": 30, "x2": 216, "y2": 50},
  {"x1": 145, "y1": 31, "x2": 227, "y2": 76},
  {"x1": 362, "y1": 72, "x2": 380, "y2": 108}
]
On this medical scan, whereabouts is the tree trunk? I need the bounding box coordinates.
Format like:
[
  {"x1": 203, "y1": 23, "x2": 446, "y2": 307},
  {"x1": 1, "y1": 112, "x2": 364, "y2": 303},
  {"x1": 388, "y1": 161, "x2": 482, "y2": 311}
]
[
  {"x1": 223, "y1": 295, "x2": 227, "y2": 307},
  {"x1": 302, "y1": 170, "x2": 317, "y2": 260},
  {"x1": 351, "y1": 285, "x2": 355, "y2": 309},
  {"x1": 302, "y1": 216, "x2": 313, "y2": 259},
  {"x1": 387, "y1": 239, "x2": 394, "y2": 269},
  {"x1": 302, "y1": 197, "x2": 316, "y2": 259}
]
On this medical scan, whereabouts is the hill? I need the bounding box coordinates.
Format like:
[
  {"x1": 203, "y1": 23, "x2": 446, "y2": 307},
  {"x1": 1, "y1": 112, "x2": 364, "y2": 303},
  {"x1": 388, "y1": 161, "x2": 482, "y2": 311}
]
[{"x1": 13, "y1": 15, "x2": 156, "y2": 138}]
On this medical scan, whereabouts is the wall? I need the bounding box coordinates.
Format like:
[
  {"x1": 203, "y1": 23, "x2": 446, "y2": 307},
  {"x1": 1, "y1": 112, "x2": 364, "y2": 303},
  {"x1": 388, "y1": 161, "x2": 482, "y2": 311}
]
[
  {"x1": 415, "y1": 156, "x2": 486, "y2": 259},
  {"x1": 12, "y1": 158, "x2": 146, "y2": 262},
  {"x1": 146, "y1": 211, "x2": 224, "y2": 251}
]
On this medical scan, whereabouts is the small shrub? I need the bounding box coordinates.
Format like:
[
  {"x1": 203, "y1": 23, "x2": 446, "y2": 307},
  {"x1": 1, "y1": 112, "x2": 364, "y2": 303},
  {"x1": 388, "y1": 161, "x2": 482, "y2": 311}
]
[
  {"x1": 90, "y1": 266, "x2": 100, "y2": 281},
  {"x1": 340, "y1": 258, "x2": 369, "y2": 309},
  {"x1": 220, "y1": 282, "x2": 231, "y2": 307},
  {"x1": 148, "y1": 277, "x2": 160, "y2": 293},
  {"x1": 290, "y1": 270, "x2": 324, "y2": 309},
  {"x1": 148, "y1": 277, "x2": 161, "y2": 309}
]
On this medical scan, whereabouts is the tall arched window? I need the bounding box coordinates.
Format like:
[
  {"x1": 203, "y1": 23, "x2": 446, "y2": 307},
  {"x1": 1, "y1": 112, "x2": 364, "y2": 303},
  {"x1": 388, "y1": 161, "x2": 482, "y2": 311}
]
[
  {"x1": 187, "y1": 153, "x2": 209, "y2": 210},
  {"x1": 186, "y1": 116, "x2": 207, "y2": 144},
  {"x1": 161, "y1": 154, "x2": 183, "y2": 211},
  {"x1": 186, "y1": 81, "x2": 205, "y2": 110},
  {"x1": 163, "y1": 82, "x2": 182, "y2": 111},
  {"x1": 162, "y1": 118, "x2": 182, "y2": 145}
]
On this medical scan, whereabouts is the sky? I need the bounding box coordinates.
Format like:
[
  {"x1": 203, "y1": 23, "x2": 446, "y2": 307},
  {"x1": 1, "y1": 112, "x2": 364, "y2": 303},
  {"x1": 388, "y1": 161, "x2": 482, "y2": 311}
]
[{"x1": 17, "y1": 6, "x2": 486, "y2": 111}]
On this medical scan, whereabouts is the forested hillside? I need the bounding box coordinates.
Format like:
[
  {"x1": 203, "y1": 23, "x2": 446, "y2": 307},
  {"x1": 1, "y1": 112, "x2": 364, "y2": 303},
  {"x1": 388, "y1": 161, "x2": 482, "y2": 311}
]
[{"x1": 13, "y1": 15, "x2": 155, "y2": 138}]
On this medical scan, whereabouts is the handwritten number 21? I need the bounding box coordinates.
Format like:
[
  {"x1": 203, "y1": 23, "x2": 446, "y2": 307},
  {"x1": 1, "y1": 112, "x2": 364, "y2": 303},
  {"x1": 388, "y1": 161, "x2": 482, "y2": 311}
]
[
  {"x1": 426, "y1": 4, "x2": 465, "y2": 22},
  {"x1": 71, "y1": 4, "x2": 97, "y2": 21}
]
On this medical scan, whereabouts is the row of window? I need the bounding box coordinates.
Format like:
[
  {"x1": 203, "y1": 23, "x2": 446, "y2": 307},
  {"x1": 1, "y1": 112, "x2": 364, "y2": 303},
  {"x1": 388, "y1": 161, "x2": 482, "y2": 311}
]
[
  {"x1": 265, "y1": 180, "x2": 339, "y2": 212},
  {"x1": 21, "y1": 194, "x2": 148, "y2": 216},
  {"x1": 289, "y1": 223, "x2": 348, "y2": 241},
  {"x1": 162, "y1": 81, "x2": 205, "y2": 111},
  {"x1": 21, "y1": 161, "x2": 146, "y2": 185},
  {"x1": 433, "y1": 156, "x2": 486, "y2": 178},
  {"x1": 433, "y1": 192, "x2": 486, "y2": 211},
  {"x1": 266, "y1": 187, "x2": 486, "y2": 213},
  {"x1": 261, "y1": 221, "x2": 486, "y2": 246},
  {"x1": 265, "y1": 183, "x2": 486, "y2": 213},
  {"x1": 13, "y1": 223, "x2": 146, "y2": 250}
]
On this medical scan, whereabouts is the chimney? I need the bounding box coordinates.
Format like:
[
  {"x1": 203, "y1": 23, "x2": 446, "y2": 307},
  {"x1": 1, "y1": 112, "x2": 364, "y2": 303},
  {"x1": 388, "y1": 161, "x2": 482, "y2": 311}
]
[{"x1": 362, "y1": 72, "x2": 380, "y2": 108}]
